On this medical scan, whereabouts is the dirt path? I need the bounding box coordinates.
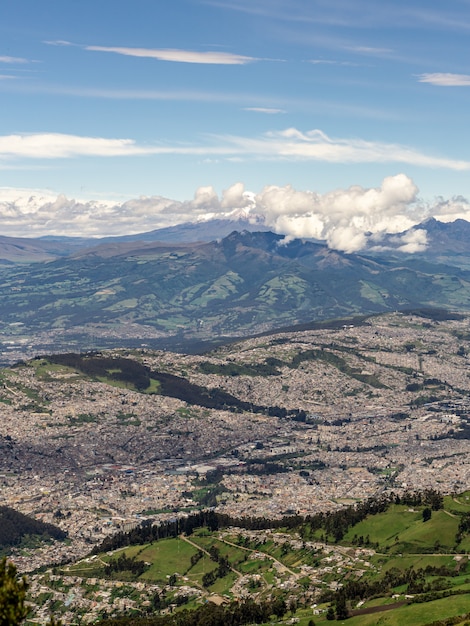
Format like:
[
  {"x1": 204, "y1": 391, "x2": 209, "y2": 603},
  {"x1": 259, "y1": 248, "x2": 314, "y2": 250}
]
[
  {"x1": 216, "y1": 534, "x2": 298, "y2": 578},
  {"x1": 179, "y1": 534, "x2": 243, "y2": 579},
  {"x1": 350, "y1": 600, "x2": 407, "y2": 617}
]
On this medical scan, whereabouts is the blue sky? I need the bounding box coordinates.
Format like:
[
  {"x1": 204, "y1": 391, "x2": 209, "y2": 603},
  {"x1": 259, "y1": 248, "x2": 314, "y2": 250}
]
[{"x1": 1, "y1": 0, "x2": 470, "y2": 242}]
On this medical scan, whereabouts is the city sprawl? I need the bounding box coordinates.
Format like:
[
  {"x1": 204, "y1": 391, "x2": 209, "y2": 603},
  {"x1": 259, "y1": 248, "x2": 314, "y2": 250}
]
[{"x1": 2, "y1": 310, "x2": 470, "y2": 622}]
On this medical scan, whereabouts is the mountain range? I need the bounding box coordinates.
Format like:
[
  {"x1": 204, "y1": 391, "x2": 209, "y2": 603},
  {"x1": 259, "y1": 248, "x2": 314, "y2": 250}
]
[{"x1": 1, "y1": 216, "x2": 470, "y2": 360}]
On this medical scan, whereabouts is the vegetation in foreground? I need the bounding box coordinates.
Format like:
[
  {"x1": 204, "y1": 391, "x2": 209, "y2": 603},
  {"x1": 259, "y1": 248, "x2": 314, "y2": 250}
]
[{"x1": 14, "y1": 489, "x2": 470, "y2": 625}]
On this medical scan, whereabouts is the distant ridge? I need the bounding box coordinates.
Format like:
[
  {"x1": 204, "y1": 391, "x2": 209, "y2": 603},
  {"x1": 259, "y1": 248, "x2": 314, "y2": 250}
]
[
  {"x1": 1, "y1": 227, "x2": 470, "y2": 362},
  {"x1": 2, "y1": 215, "x2": 470, "y2": 265},
  {"x1": 1, "y1": 217, "x2": 270, "y2": 264},
  {"x1": 367, "y1": 217, "x2": 470, "y2": 267}
]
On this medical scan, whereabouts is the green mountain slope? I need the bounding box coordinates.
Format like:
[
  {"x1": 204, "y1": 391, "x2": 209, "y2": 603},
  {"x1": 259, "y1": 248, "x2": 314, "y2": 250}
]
[{"x1": 2, "y1": 230, "x2": 470, "y2": 358}]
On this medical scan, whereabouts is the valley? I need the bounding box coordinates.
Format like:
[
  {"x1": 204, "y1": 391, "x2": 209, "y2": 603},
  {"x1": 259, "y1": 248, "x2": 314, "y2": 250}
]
[{"x1": 2, "y1": 309, "x2": 470, "y2": 622}]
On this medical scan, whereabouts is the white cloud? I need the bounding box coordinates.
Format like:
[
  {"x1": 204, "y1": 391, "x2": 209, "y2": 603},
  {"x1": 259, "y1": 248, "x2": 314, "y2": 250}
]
[
  {"x1": 254, "y1": 174, "x2": 422, "y2": 253},
  {"x1": 417, "y1": 73, "x2": 470, "y2": 86},
  {"x1": 0, "y1": 56, "x2": 29, "y2": 64},
  {"x1": 0, "y1": 133, "x2": 158, "y2": 159},
  {"x1": 432, "y1": 196, "x2": 470, "y2": 222},
  {"x1": 2, "y1": 176, "x2": 470, "y2": 252},
  {"x1": 394, "y1": 229, "x2": 428, "y2": 253},
  {"x1": 0, "y1": 183, "x2": 257, "y2": 237},
  {"x1": 43, "y1": 40, "x2": 74, "y2": 47},
  {"x1": 243, "y1": 107, "x2": 286, "y2": 114},
  {"x1": 1, "y1": 129, "x2": 469, "y2": 173},
  {"x1": 0, "y1": 189, "x2": 181, "y2": 237},
  {"x1": 85, "y1": 45, "x2": 257, "y2": 65},
  {"x1": 191, "y1": 186, "x2": 220, "y2": 209},
  {"x1": 221, "y1": 182, "x2": 251, "y2": 209},
  {"x1": 216, "y1": 128, "x2": 470, "y2": 170}
]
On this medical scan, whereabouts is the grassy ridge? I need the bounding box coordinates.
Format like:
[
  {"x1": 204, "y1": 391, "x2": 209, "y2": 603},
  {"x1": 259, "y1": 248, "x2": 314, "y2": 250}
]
[
  {"x1": 57, "y1": 491, "x2": 470, "y2": 625},
  {"x1": 344, "y1": 505, "x2": 460, "y2": 553}
]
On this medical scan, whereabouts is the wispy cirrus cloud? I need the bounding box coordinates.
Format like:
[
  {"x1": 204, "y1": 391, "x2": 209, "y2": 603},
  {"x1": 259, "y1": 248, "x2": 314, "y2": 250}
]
[
  {"x1": 308, "y1": 59, "x2": 363, "y2": 67},
  {"x1": 243, "y1": 107, "x2": 286, "y2": 114},
  {"x1": 0, "y1": 56, "x2": 29, "y2": 64},
  {"x1": 418, "y1": 72, "x2": 470, "y2": 86},
  {"x1": 206, "y1": 0, "x2": 470, "y2": 32},
  {"x1": 0, "y1": 133, "x2": 158, "y2": 159},
  {"x1": 215, "y1": 128, "x2": 470, "y2": 171},
  {"x1": 69, "y1": 42, "x2": 258, "y2": 65},
  {"x1": 403, "y1": 7, "x2": 470, "y2": 32},
  {"x1": 348, "y1": 45, "x2": 393, "y2": 55},
  {"x1": 43, "y1": 40, "x2": 73, "y2": 47},
  {"x1": 45, "y1": 39, "x2": 259, "y2": 64},
  {"x1": 0, "y1": 81, "x2": 393, "y2": 119},
  {"x1": 1, "y1": 129, "x2": 469, "y2": 172}
]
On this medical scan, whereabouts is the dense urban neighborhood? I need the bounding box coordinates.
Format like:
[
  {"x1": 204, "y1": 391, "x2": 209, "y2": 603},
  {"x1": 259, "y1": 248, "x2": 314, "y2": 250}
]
[{"x1": 2, "y1": 310, "x2": 470, "y2": 623}]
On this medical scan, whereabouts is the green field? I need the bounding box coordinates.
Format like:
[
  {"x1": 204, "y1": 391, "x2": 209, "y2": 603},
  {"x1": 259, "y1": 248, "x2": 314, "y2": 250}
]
[
  {"x1": 344, "y1": 504, "x2": 462, "y2": 553},
  {"x1": 56, "y1": 489, "x2": 470, "y2": 625},
  {"x1": 312, "y1": 594, "x2": 470, "y2": 626},
  {"x1": 445, "y1": 492, "x2": 470, "y2": 514}
]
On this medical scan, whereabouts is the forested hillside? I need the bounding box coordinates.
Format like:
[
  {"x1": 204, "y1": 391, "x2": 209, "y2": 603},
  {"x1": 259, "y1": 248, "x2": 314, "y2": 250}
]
[{"x1": 0, "y1": 506, "x2": 66, "y2": 552}]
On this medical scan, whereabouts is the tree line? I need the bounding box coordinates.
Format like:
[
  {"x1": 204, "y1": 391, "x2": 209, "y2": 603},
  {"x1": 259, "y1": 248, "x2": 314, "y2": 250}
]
[
  {"x1": 99, "y1": 597, "x2": 287, "y2": 626},
  {"x1": 321, "y1": 562, "x2": 469, "y2": 620},
  {"x1": 150, "y1": 369, "x2": 307, "y2": 419},
  {"x1": 93, "y1": 489, "x2": 445, "y2": 555},
  {"x1": 105, "y1": 553, "x2": 147, "y2": 577}
]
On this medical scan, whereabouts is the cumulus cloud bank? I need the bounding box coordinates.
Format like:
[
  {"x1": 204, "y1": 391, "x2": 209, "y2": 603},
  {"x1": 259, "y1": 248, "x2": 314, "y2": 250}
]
[
  {"x1": 2, "y1": 177, "x2": 470, "y2": 251},
  {"x1": 0, "y1": 190, "x2": 180, "y2": 237},
  {"x1": 252, "y1": 174, "x2": 422, "y2": 253}
]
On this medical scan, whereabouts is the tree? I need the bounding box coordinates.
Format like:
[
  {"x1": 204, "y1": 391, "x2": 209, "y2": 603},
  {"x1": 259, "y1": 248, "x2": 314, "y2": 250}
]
[
  {"x1": 208, "y1": 545, "x2": 220, "y2": 562},
  {"x1": 335, "y1": 594, "x2": 349, "y2": 620},
  {"x1": 422, "y1": 507, "x2": 432, "y2": 522},
  {"x1": 271, "y1": 597, "x2": 286, "y2": 618},
  {"x1": 0, "y1": 557, "x2": 28, "y2": 626}
]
